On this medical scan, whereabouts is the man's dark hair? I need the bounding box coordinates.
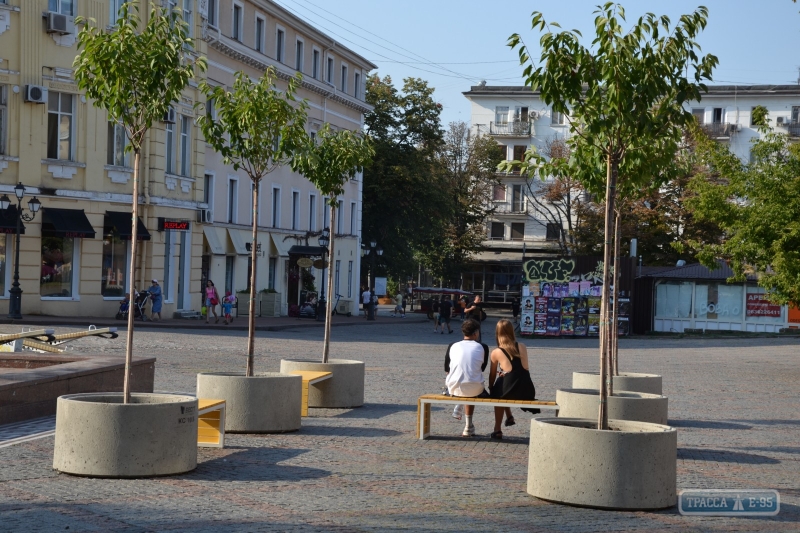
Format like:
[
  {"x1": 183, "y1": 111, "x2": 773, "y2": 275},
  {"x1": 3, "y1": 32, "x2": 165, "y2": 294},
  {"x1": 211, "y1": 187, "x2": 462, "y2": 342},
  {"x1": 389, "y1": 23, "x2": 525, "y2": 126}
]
[{"x1": 462, "y1": 318, "x2": 480, "y2": 336}]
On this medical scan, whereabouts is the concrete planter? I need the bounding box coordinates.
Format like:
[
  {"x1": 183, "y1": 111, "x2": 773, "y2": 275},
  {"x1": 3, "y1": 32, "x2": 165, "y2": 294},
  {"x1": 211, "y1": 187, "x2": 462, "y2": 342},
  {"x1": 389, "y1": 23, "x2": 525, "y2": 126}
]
[
  {"x1": 556, "y1": 388, "x2": 668, "y2": 425},
  {"x1": 53, "y1": 393, "x2": 197, "y2": 478},
  {"x1": 528, "y1": 417, "x2": 677, "y2": 510},
  {"x1": 279, "y1": 359, "x2": 364, "y2": 408},
  {"x1": 572, "y1": 371, "x2": 662, "y2": 395},
  {"x1": 196, "y1": 372, "x2": 301, "y2": 433}
]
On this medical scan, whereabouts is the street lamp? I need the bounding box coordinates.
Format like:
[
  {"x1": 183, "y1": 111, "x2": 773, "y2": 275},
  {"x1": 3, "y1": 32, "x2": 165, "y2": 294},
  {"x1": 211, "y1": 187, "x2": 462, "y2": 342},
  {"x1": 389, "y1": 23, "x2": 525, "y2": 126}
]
[
  {"x1": 0, "y1": 183, "x2": 42, "y2": 319},
  {"x1": 362, "y1": 239, "x2": 383, "y2": 320},
  {"x1": 316, "y1": 227, "x2": 330, "y2": 320}
]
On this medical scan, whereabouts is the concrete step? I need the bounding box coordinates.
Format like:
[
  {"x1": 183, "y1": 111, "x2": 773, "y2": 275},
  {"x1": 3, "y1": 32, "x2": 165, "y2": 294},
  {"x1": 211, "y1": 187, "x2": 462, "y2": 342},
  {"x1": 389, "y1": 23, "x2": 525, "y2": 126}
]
[{"x1": 173, "y1": 310, "x2": 202, "y2": 320}]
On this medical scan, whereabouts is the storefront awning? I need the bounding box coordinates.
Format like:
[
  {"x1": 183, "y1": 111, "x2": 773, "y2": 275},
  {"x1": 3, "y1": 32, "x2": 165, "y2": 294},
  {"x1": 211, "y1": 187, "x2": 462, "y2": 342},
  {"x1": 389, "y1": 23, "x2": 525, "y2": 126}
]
[
  {"x1": 42, "y1": 208, "x2": 96, "y2": 239},
  {"x1": 104, "y1": 211, "x2": 151, "y2": 241},
  {"x1": 288, "y1": 245, "x2": 325, "y2": 257},
  {"x1": 0, "y1": 206, "x2": 25, "y2": 235},
  {"x1": 227, "y1": 228, "x2": 249, "y2": 255},
  {"x1": 271, "y1": 234, "x2": 295, "y2": 257},
  {"x1": 203, "y1": 226, "x2": 226, "y2": 255}
]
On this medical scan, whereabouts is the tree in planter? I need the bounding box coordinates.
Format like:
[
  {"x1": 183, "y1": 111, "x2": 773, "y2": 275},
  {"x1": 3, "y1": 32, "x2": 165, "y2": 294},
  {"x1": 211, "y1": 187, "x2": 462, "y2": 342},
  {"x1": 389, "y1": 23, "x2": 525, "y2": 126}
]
[
  {"x1": 504, "y1": 2, "x2": 716, "y2": 428},
  {"x1": 197, "y1": 68, "x2": 308, "y2": 376},
  {"x1": 73, "y1": 2, "x2": 205, "y2": 402},
  {"x1": 292, "y1": 125, "x2": 374, "y2": 363}
]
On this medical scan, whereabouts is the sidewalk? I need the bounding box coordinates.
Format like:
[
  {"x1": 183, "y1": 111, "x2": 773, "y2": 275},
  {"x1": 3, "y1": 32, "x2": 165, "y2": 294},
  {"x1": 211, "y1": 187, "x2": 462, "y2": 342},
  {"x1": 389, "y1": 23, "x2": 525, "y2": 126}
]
[{"x1": 0, "y1": 305, "x2": 429, "y2": 332}]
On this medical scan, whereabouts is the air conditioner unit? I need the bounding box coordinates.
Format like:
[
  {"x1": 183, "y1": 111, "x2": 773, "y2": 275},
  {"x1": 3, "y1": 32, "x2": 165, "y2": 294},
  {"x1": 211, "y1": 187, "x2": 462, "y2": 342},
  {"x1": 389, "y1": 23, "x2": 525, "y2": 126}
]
[
  {"x1": 24, "y1": 85, "x2": 48, "y2": 104},
  {"x1": 163, "y1": 108, "x2": 176, "y2": 124},
  {"x1": 45, "y1": 12, "x2": 73, "y2": 35},
  {"x1": 777, "y1": 116, "x2": 786, "y2": 126},
  {"x1": 196, "y1": 208, "x2": 212, "y2": 223}
]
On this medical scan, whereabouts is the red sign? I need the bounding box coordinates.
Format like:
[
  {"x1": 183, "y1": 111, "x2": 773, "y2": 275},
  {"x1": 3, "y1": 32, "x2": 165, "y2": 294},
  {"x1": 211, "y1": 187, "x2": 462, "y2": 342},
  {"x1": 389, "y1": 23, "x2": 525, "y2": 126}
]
[
  {"x1": 789, "y1": 305, "x2": 800, "y2": 324},
  {"x1": 746, "y1": 293, "x2": 781, "y2": 318},
  {"x1": 159, "y1": 218, "x2": 190, "y2": 231}
]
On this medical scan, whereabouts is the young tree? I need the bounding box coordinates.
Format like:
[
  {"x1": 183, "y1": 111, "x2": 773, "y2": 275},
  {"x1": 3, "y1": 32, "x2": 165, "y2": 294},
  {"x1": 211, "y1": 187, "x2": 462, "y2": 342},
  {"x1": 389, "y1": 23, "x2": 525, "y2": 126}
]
[
  {"x1": 292, "y1": 125, "x2": 373, "y2": 363},
  {"x1": 74, "y1": 2, "x2": 205, "y2": 402},
  {"x1": 197, "y1": 68, "x2": 308, "y2": 377},
  {"x1": 505, "y1": 3, "x2": 716, "y2": 429}
]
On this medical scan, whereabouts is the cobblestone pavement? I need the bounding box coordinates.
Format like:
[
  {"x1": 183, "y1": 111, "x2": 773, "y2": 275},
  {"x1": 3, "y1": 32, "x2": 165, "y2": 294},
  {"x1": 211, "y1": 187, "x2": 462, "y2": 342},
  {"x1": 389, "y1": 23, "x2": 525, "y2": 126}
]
[{"x1": 0, "y1": 320, "x2": 798, "y2": 532}]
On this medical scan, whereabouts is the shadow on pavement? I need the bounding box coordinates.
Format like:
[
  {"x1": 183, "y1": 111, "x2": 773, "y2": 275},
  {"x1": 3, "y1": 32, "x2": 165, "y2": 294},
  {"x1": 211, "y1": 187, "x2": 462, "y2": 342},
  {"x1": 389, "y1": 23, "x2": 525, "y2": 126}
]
[
  {"x1": 677, "y1": 447, "x2": 780, "y2": 464},
  {"x1": 298, "y1": 425, "x2": 402, "y2": 438},
  {"x1": 188, "y1": 447, "x2": 330, "y2": 482},
  {"x1": 669, "y1": 419, "x2": 752, "y2": 430},
  {"x1": 331, "y1": 402, "x2": 417, "y2": 420},
  {"x1": 732, "y1": 419, "x2": 800, "y2": 426}
]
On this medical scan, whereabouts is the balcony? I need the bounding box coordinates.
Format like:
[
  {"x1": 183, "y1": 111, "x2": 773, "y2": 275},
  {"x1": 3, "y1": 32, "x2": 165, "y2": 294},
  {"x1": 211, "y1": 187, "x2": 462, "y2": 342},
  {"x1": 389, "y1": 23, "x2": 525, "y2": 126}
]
[
  {"x1": 492, "y1": 203, "x2": 527, "y2": 215},
  {"x1": 700, "y1": 122, "x2": 737, "y2": 139},
  {"x1": 785, "y1": 123, "x2": 800, "y2": 137},
  {"x1": 490, "y1": 121, "x2": 533, "y2": 137}
]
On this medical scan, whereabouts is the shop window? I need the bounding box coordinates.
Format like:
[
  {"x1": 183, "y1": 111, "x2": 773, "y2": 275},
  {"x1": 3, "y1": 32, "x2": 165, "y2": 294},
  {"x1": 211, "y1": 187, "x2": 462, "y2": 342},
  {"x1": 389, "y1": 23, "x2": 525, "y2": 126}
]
[
  {"x1": 695, "y1": 283, "x2": 742, "y2": 320},
  {"x1": 101, "y1": 235, "x2": 127, "y2": 297},
  {"x1": 655, "y1": 281, "x2": 692, "y2": 318},
  {"x1": 41, "y1": 236, "x2": 75, "y2": 297},
  {"x1": 163, "y1": 230, "x2": 172, "y2": 301}
]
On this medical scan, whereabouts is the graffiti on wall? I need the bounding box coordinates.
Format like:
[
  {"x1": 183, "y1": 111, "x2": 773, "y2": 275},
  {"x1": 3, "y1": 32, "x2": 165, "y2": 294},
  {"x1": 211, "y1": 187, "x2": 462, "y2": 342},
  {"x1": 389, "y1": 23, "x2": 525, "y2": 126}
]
[{"x1": 523, "y1": 259, "x2": 576, "y2": 283}]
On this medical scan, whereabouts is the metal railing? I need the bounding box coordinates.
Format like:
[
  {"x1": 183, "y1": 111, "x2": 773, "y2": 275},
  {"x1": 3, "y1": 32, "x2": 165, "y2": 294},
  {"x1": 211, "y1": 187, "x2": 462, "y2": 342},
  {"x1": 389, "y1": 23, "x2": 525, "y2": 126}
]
[
  {"x1": 490, "y1": 121, "x2": 532, "y2": 136},
  {"x1": 492, "y1": 203, "x2": 527, "y2": 214},
  {"x1": 785, "y1": 123, "x2": 800, "y2": 137},
  {"x1": 700, "y1": 122, "x2": 737, "y2": 138}
]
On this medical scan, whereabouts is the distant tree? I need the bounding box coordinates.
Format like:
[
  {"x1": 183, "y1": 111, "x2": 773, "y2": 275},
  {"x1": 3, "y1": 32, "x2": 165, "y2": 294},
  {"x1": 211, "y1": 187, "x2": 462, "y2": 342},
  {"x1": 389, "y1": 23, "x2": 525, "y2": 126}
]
[{"x1": 74, "y1": 2, "x2": 205, "y2": 402}]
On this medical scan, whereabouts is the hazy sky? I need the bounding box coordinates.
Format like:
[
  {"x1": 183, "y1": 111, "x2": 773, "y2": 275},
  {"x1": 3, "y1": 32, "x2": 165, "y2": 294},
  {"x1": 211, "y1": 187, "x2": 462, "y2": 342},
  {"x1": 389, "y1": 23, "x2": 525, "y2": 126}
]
[{"x1": 272, "y1": 0, "x2": 800, "y2": 126}]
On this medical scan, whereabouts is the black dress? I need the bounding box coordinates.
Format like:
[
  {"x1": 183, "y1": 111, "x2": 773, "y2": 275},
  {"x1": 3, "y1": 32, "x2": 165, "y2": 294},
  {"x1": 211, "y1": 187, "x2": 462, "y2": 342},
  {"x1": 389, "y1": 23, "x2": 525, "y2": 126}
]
[{"x1": 490, "y1": 345, "x2": 539, "y2": 413}]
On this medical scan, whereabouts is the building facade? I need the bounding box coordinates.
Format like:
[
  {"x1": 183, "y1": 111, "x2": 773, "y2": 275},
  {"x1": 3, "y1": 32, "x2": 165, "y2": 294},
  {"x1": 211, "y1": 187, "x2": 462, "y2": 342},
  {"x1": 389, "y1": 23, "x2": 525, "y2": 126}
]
[
  {"x1": 201, "y1": 0, "x2": 374, "y2": 316},
  {"x1": 0, "y1": 0, "x2": 207, "y2": 317}
]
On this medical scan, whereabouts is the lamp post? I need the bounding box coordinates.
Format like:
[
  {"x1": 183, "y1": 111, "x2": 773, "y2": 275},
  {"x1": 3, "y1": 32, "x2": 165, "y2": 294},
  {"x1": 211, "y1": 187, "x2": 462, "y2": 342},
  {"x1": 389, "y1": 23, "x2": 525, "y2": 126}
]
[
  {"x1": 1, "y1": 183, "x2": 42, "y2": 319},
  {"x1": 362, "y1": 239, "x2": 382, "y2": 320},
  {"x1": 316, "y1": 227, "x2": 330, "y2": 321}
]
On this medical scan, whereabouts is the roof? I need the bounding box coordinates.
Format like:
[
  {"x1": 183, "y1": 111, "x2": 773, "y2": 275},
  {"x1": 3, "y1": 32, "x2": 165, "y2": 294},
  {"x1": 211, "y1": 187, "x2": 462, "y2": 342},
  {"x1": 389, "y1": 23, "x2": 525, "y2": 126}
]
[
  {"x1": 644, "y1": 261, "x2": 757, "y2": 282},
  {"x1": 463, "y1": 84, "x2": 800, "y2": 98}
]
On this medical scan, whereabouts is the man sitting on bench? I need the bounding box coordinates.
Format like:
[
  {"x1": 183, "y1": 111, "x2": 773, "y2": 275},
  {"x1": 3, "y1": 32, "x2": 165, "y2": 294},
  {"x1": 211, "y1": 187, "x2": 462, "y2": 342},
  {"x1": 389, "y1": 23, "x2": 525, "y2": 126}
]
[{"x1": 444, "y1": 319, "x2": 490, "y2": 437}]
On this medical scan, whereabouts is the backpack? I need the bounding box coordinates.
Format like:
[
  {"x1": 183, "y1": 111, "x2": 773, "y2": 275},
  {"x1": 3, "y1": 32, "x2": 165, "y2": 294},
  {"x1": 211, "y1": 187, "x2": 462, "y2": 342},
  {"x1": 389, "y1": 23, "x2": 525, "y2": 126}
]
[{"x1": 480, "y1": 308, "x2": 487, "y2": 321}]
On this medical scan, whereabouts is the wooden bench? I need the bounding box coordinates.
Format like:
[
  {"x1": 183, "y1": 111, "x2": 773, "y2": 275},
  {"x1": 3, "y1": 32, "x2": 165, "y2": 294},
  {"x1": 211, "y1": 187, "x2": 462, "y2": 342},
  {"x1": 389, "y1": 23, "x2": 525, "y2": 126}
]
[
  {"x1": 197, "y1": 399, "x2": 226, "y2": 448},
  {"x1": 285, "y1": 371, "x2": 333, "y2": 416},
  {"x1": 416, "y1": 394, "x2": 559, "y2": 440}
]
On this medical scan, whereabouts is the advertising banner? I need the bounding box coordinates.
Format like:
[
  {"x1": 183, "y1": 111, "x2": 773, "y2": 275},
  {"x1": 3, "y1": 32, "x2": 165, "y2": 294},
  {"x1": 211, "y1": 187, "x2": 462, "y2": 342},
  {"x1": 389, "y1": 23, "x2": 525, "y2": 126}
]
[
  {"x1": 521, "y1": 312, "x2": 535, "y2": 335},
  {"x1": 746, "y1": 292, "x2": 782, "y2": 318}
]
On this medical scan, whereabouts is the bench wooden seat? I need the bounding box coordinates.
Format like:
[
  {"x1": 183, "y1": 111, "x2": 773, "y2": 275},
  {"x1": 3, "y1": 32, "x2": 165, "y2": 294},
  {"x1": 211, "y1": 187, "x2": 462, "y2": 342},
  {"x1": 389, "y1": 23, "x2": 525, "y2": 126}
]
[
  {"x1": 416, "y1": 394, "x2": 559, "y2": 440},
  {"x1": 197, "y1": 399, "x2": 226, "y2": 448},
  {"x1": 285, "y1": 371, "x2": 333, "y2": 416}
]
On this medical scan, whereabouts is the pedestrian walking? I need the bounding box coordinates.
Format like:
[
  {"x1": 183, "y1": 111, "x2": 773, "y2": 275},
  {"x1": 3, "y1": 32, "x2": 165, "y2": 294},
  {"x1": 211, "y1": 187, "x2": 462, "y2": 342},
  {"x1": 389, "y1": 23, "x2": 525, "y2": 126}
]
[
  {"x1": 361, "y1": 286, "x2": 371, "y2": 319},
  {"x1": 392, "y1": 291, "x2": 406, "y2": 317},
  {"x1": 464, "y1": 295, "x2": 486, "y2": 341},
  {"x1": 205, "y1": 280, "x2": 220, "y2": 324},
  {"x1": 440, "y1": 295, "x2": 453, "y2": 334},
  {"x1": 432, "y1": 298, "x2": 441, "y2": 333},
  {"x1": 148, "y1": 279, "x2": 162, "y2": 321},
  {"x1": 222, "y1": 291, "x2": 235, "y2": 324}
]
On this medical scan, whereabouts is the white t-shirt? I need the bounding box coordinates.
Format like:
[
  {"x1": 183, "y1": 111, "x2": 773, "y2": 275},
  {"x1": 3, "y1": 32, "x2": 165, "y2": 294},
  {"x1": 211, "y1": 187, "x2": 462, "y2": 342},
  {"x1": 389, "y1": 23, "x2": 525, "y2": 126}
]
[
  {"x1": 445, "y1": 340, "x2": 488, "y2": 397},
  {"x1": 362, "y1": 290, "x2": 371, "y2": 304}
]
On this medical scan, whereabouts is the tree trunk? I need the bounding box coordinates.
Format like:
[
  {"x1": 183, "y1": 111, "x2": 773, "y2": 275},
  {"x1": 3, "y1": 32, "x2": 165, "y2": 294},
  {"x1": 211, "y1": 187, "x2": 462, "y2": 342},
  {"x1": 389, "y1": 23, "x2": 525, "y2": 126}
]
[
  {"x1": 123, "y1": 149, "x2": 141, "y2": 404},
  {"x1": 597, "y1": 155, "x2": 618, "y2": 430},
  {"x1": 246, "y1": 180, "x2": 259, "y2": 376},
  {"x1": 611, "y1": 211, "x2": 621, "y2": 377},
  {"x1": 322, "y1": 208, "x2": 336, "y2": 363}
]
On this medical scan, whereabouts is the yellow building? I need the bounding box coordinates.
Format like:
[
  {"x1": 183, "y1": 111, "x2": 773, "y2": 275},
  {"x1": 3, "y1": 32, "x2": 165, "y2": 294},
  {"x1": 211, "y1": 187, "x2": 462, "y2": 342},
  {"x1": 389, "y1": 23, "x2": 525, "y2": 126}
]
[{"x1": 0, "y1": 0, "x2": 207, "y2": 317}]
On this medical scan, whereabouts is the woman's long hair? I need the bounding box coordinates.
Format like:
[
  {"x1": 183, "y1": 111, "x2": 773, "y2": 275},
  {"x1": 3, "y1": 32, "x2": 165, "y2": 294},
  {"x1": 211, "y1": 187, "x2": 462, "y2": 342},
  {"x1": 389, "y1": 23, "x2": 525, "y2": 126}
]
[{"x1": 495, "y1": 319, "x2": 519, "y2": 359}]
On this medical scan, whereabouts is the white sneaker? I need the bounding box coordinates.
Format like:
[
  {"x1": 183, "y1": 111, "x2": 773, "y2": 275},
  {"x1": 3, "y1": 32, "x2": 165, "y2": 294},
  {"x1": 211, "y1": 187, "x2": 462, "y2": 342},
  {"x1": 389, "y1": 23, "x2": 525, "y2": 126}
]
[
  {"x1": 462, "y1": 424, "x2": 475, "y2": 437},
  {"x1": 452, "y1": 404, "x2": 463, "y2": 420}
]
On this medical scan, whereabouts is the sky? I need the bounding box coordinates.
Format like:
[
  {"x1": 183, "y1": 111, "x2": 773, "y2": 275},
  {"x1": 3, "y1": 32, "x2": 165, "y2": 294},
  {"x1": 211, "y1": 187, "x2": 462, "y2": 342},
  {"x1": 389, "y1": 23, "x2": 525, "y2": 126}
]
[{"x1": 272, "y1": 0, "x2": 800, "y2": 127}]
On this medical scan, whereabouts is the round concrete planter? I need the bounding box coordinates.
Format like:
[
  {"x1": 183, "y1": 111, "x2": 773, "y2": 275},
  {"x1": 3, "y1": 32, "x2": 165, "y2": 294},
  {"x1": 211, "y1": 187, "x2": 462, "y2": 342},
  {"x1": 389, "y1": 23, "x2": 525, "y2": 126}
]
[
  {"x1": 53, "y1": 393, "x2": 197, "y2": 478},
  {"x1": 556, "y1": 388, "x2": 668, "y2": 425},
  {"x1": 572, "y1": 371, "x2": 662, "y2": 395},
  {"x1": 196, "y1": 372, "x2": 301, "y2": 433},
  {"x1": 279, "y1": 359, "x2": 364, "y2": 409},
  {"x1": 528, "y1": 417, "x2": 677, "y2": 510}
]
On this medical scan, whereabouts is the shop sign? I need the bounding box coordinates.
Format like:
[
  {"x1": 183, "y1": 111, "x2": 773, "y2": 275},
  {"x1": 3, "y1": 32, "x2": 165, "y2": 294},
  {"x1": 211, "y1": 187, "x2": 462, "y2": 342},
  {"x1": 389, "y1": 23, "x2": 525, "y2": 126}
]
[
  {"x1": 746, "y1": 293, "x2": 781, "y2": 318},
  {"x1": 297, "y1": 258, "x2": 313, "y2": 268},
  {"x1": 158, "y1": 218, "x2": 190, "y2": 231},
  {"x1": 788, "y1": 304, "x2": 800, "y2": 324}
]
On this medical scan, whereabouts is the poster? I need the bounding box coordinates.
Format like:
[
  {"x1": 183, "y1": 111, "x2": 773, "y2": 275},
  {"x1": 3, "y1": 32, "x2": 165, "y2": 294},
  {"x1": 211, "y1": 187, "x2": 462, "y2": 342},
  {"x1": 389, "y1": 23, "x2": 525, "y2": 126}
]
[
  {"x1": 374, "y1": 277, "x2": 387, "y2": 296},
  {"x1": 579, "y1": 281, "x2": 592, "y2": 296},
  {"x1": 546, "y1": 315, "x2": 561, "y2": 336},
  {"x1": 574, "y1": 315, "x2": 588, "y2": 336},
  {"x1": 587, "y1": 297, "x2": 601, "y2": 315},
  {"x1": 535, "y1": 297, "x2": 548, "y2": 314},
  {"x1": 547, "y1": 298, "x2": 562, "y2": 315},
  {"x1": 588, "y1": 315, "x2": 600, "y2": 335},
  {"x1": 534, "y1": 314, "x2": 547, "y2": 335},
  {"x1": 568, "y1": 282, "x2": 580, "y2": 296},
  {"x1": 746, "y1": 292, "x2": 781, "y2": 318},
  {"x1": 522, "y1": 285, "x2": 530, "y2": 297},
  {"x1": 522, "y1": 297, "x2": 535, "y2": 312},
  {"x1": 561, "y1": 297, "x2": 576, "y2": 316},
  {"x1": 521, "y1": 312, "x2": 535, "y2": 335},
  {"x1": 560, "y1": 315, "x2": 575, "y2": 335}
]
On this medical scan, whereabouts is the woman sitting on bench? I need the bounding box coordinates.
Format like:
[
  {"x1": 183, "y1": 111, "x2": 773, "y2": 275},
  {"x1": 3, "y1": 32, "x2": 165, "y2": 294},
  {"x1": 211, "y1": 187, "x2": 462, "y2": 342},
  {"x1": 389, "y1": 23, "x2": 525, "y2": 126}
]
[{"x1": 488, "y1": 319, "x2": 538, "y2": 440}]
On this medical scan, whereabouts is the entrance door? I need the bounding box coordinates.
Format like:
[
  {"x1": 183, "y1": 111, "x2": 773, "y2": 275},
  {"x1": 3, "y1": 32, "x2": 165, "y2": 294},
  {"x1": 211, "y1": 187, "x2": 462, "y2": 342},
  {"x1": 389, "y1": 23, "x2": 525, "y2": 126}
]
[{"x1": 177, "y1": 230, "x2": 187, "y2": 309}]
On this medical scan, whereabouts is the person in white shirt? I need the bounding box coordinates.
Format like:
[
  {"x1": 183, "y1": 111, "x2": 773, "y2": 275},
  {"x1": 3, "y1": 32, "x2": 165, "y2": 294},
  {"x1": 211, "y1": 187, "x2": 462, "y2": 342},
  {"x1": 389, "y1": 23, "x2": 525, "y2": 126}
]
[
  {"x1": 361, "y1": 287, "x2": 371, "y2": 319},
  {"x1": 444, "y1": 319, "x2": 490, "y2": 437}
]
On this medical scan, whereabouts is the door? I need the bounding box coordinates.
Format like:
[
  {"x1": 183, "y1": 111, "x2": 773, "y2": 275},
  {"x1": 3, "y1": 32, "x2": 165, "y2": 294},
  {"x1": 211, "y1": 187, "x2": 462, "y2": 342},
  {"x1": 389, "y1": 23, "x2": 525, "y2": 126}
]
[{"x1": 177, "y1": 230, "x2": 188, "y2": 309}]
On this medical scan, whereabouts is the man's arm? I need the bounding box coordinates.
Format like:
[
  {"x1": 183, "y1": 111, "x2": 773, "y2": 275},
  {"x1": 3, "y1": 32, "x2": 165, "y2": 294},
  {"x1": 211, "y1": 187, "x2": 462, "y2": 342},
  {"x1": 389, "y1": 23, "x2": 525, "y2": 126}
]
[
  {"x1": 480, "y1": 343, "x2": 490, "y2": 372},
  {"x1": 444, "y1": 342, "x2": 454, "y2": 373}
]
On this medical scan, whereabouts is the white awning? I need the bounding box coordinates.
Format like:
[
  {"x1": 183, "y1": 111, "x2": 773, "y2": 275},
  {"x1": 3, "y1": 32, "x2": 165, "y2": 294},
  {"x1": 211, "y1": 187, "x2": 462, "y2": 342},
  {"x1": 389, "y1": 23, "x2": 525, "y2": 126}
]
[
  {"x1": 202, "y1": 227, "x2": 226, "y2": 255},
  {"x1": 227, "y1": 228, "x2": 249, "y2": 255},
  {"x1": 271, "y1": 234, "x2": 295, "y2": 257}
]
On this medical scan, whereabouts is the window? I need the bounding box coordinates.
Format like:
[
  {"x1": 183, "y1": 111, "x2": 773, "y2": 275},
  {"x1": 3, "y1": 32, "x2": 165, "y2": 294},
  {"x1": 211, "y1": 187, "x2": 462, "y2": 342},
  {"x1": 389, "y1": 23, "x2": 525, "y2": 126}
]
[
  {"x1": 182, "y1": 0, "x2": 193, "y2": 37},
  {"x1": 110, "y1": 0, "x2": 125, "y2": 24},
  {"x1": 227, "y1": 178, "x2": 238, "y2": 223},
  {"x1": 695, "y1": 283, "x2": 742, "y2": 320},
  {"x1": 492, "y1": 184, "x2": 506, "y2": 201},
  {"x1": 205, "y1": 95, "x2": 217, "y2": 122},
  {"x1": 276, "y1": 28, "x2": 285, "y2": 62},
  {"x1": 545, "y1": 223, "x2": 561, "y2": 241},
  {"x1": 511, "y1": 184, "x2": 524, "y2": 212},
  {"x1": 347, "y1": 261, "x2": 353, "y2": 298},
  {"x1": 232, "y1": 3, "x2": 242, "y2": 41},
  {"x1": 349, "y1": 201, "x2": 357, "y2": 235},
  {"x1": 692, "y1": 108, "x2": 705, "y2": 124},
  {"x1": 165, "y1": 111, "x2": 175, "y2": 174},
  {"x1": 40, "y1": 237, "x2": 76, "y2": 297},
  {"x1": 655, "y1": 281, "x2": 693, "y2": 318},
  {"x1": 510, "y1": 223, "x2": 525, "y2": 241},
  {"x1": 490, "y1": 222, "x2": 504, "y2": 240},
  {"x1": 712, "y1": 107, "x2": 725, "y2": 124},
  {"x1": 322, "y1": 196, "x2": 330, "y2": 229},
  {"x1": 225, "y1": 256, "x2": 234, "y2": 293},
  {"x1": 327, "y1": 56, "x2": 334, "y2": 84},
  {"x1": 792, "y1": 106, "x2": 800, "y2": 124},
  {"x1": 513, "y1": 145, "x2": 526, "y2": 161},
  {"x1": 334, "y1": 260, "x2": 341, "y2": 297},
  {"x1": 308, "y1": 194, "x2": 317, "y2": 231},
  {"x1": 179, "y1": 115, "x2": 191, "y2": 176},
  {"x1": 354, "y1": 72, "x2": 361, "y2": 99},
  {"x1": 750, "y1": 107, "x2": 760, "y2": 127},
  {"x1": 268, "y1": 257, "x2": 277, "y2": 290},
  {"x1": 48, "y1": 0, "x2": 74, "y2": 15},
  {"x1": 101, "y1": 234, "x2": 128, "y2": 297},
  {"x1": 336, "y1": 200, "x2": 343, "y2": 234},
  {"x1": 312, "y1": 49, "x2": 320, "y2": 79},
  {"x1": 271, "y1": 187, "x2": 280, "y2": 227},
  {"x1": 515, "y1": 106, "x2": 530, "y2": 122},
  {"x1": 207, "y1": 0, "x2": 217, "y2": 27},
  {"x1": 551, "y1": 108, "x2": 566, "y2": 125},
  {"x1": 203, "y1": 173, "x2": 213, "y2": 206},
  {"x1": 107, "y1": 122, "x2": 129, "y2": 167},
  {"x1": 291, "y1": 191, "x2": 299, "y2": 230},
  {"x1": 47, "y1": 92, "x2": 74, "y2": 161},
  {"x1": 255, "y1": 17, "x2": 265, "y2": 53},
  {"x1": 295, "y1": 40, "x2": 304, "y2": 71},
  {"x1": 341, "y1": 65, "x2": 348, "y2": 93},
  {"x1": 0, "y1": 85, "x2": 7, "y2": 156},
  {"x1": 495, "y1": 106, "x2": 509, "y2": 125}
]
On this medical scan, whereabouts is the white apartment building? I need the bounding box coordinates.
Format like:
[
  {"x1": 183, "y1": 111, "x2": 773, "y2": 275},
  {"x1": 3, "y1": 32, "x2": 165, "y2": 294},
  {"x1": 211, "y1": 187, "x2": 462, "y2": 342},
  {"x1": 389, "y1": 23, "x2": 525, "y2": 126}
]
[{"x1": 201, "y1": 0, "x2": 374, "y2": 316}]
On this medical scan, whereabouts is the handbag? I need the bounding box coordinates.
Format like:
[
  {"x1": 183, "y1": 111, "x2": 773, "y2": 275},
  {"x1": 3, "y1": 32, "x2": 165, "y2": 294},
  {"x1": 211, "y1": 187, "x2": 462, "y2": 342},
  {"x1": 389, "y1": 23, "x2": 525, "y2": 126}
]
[{"x1": 210, "y1": 297, "x2": 219, "y2": 306}]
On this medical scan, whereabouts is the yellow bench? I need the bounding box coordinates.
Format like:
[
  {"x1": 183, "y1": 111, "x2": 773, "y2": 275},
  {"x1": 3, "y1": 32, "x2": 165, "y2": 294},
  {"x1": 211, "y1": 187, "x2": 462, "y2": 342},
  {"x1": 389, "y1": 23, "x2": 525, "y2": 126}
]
[
  {"x1": 285, "y1": 370, "x2": 333, "y2": 416},
  {"x1": 416, "y1": 394, "x2": 559, "y2": 440},
  {"x1": 197, "y1": 399, "x2": 226, "y2": 448}
]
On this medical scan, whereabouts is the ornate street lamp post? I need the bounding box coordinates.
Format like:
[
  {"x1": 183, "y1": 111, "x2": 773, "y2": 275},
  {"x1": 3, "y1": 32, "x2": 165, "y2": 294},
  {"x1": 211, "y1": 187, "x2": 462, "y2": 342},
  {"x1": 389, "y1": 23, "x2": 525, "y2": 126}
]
[
  {"x1": 0, "y1": 183, "x2": 42, "y2": 319},
  {"x1": 316, "y1": 227, "x2": 330, "y2": 320},
  {"x1": 362, "y1": 239, "x2": 383, "y2": 320}
]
